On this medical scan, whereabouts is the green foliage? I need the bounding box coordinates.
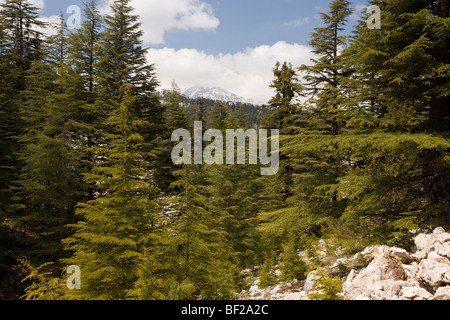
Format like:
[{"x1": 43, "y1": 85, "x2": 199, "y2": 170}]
[
  {"x1": 62, "y1": 84, "x2": 159, "y2": 300},
  {"x1": 258, "y1": 255, "x2": 278, "y2": 288},
  {"x1": 279, "y1": 238, "x2": 308, "y2": 281},
  {"x1": 307, "y1": 268, "x2": 343, "y2": 300},
  {"x1": 1, "y1": 0, "x2": 449, "y2": 301},
  {"x1": 153, "y1": 81, "x2": 189, "y2": 191},
  {"x1": 262, "y1": 61, "x2": 304, "y2": 134},
  {"x1": 19, "y1": 260, "x2": 67, "y2": 300}
]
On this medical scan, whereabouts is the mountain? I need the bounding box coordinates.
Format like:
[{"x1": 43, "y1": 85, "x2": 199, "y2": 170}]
[{"x1": 182, "y1": 86, "x2": 254, "y2": 104}]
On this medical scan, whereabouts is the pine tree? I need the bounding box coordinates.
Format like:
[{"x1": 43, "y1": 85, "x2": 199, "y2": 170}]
[
  {"x1": 63, "y1": 84, "x2": 159, "y2": 299},
  {"x1": 96, "y1": 0, "x2": 161, "y2": 120},
  {"x1": 0, "y1": 19, "x2": 19, "y2": 215},
  {"x1": 0, "y1": 18, "x2": 28, "y2": 300},
  {"x1": 167, "y1": 164, "x2": 211, "y2": 298},
  {"x1": 258, "y1": 253, "x2": 278, "y2": 288},
  {"x1": 58, "y1": 0, "x2": 104, "y2": 202},
  {"x1": 258, "y1": 0, "x2": 356, "y2": 240},
  {"x1": 0, "y1": 0, "x2": 45, "y2": 211},
  {"x1": 153, "y1": 81, "x2": 189, "y2": 192},
  {"x1": 166, "y1": 162, "x2": 241, "y2": 299},
  {"x1": 96, "y1": 0, "x2": 164, "y2": 189},
  {"x1": 279, "y1": 237, "x2": 308, "y2": 281},
  {"x1": 261, "y1": 61, "x2": 304, "y2": 134},
  {"x1": 0, "y1": 0, "x2": 44, "y2": 72},
  {"x1": 324, "y1": 0, "x2": 450, "y2": 239},
  {"x1": 299, "y1": 0, "x2": 355, "y2": 135},
  {"x1": 349, "y1": 0, "x2": 449, "y2": 131}
]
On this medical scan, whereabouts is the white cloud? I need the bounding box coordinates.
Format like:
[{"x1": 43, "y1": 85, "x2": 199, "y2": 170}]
[
  {"x1": 29, "y1": 0, "x2": 45, "y2": 11},
  {"x1": 285, "y1": 17, "x2": 310, "y2": 27},
  {"x1": 148, "y1": 41, "x2": 314, "y2": 104},
  {"x1": 351, "y1": 3, "x2": 370, "y2": 20},
  {"x1": 99, "y1": 0, "x2": 220, "y2": 45},
  {"x1": 38, "y1": 14, "x2": 61, "y2": 36}
]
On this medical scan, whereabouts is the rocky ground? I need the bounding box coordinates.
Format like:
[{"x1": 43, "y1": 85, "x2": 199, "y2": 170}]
[{"x1": 239, "y1": 227, "x2": 450, "y2": 300}]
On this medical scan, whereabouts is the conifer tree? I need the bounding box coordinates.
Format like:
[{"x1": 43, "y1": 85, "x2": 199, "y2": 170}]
[
  {"x1": 168, "y1": 164, "x2": 212, "y2": 298},
  {"x1": 279, "y1": 237, "x2": 308, "y2": 281},
  {"x1": 321, "y1": 0, "x2": 450, "y2": 238},
  {"x1": 63, "y1": 84, "x2": 159, "y2": 300},
  {"x1": 258, "y1": 253, "x2": 278, "y2": 288},
  {"x1": 0, "y1": 0, "x2": 44, "y2": 72},
  {"x1": 96, "y1": 0, "x2": 164, "y2": 187},
  {"x1": 299, "y1": 0, "x2": 355, "y2": 135},
  {"x1": 202, "y1": 108, "x2": 267, "y2": 268},
  {"x1": 0, "y1": 0, "x2": 44, "y2": 212},
  {"x1": 58, "y1": 0, "x2": 104, "y2": 202},
  {"x1": 349, "y1": 0, "x2": 450, "y2": 131},
  {"x1": 96, "y1": 0, "x2": 161, "y2": 122},
  {"x1": 153, "y1": 81, "x2": 189, "y2": 192},
  {"x1": 0, "y1": 19, "x2": 19, "y2": 215},
  {"x1": 258, "y1": 0, "x2": 355, "y2": 240},
  {"x1": 262, "y1": 61, "x2": 303, "y2": 134},
  {"x1": 0, "y1": 18, "x2": 27, "y2": 300}
]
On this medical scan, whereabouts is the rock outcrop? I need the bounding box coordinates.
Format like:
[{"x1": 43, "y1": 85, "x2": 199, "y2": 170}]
[
  {"x1": 240, "y1": 227, "x2": 450, "y2": 300},
  {"x1": 343, "y1": 227, "x2": 450, "y2": 300}
]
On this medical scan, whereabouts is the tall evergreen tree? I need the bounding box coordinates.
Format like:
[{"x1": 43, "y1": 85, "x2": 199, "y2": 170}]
[
  {"x1": 63, "y1": 84, "x2": 159, "y2": 299},
  {"x1": 322, "y1": 0, "x2": 450, "y2": 239},
  {"x1": 0, "y1": 19, "x2": 19, "y2": 216},
  {"x1": 58, "y1": 0, "x2": 104, "y2": 202},
  {"x1": 0, "y1": 0, "x2": 44, "y2": 72},
  {"x1": 349, "y1": 0, "x2": 449, "y2": 131},
  {"x1": 168, "y1": 164, "x2": 239, "y2": 299},
  {"x1": 153, "y1": 81, "x2": 189, "y2": 192},
  {"x1": 96, "y1": 0, "x2": 164, "y2": 187},
  {"x1": 299, "y1": 0, "x2": 355, "y2": 135},
  {"x1": 259, "y1": 0, "x2": 355, "y2": 240},
  {"x1": 261, "y1": 61, "x2": 303, "y2": 134},
  {"x1": 96, "y1": 0, "x2": 161, "y2": 121}
]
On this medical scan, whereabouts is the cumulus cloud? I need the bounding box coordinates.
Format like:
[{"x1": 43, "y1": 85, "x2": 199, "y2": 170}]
[
  {"x1": 148, "y1": 41, "x2": 314, "y2": 104},
  {"x1": 99, "y1": 0, "x2": 220, "y2": 45}
]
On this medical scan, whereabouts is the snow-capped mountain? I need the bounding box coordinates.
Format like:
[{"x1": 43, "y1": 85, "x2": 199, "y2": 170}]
[{"x1": 182, "y1": 86, "x2": 254, "y2": 104}]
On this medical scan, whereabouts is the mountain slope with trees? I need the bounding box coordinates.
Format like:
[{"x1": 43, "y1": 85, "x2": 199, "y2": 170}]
[{"x1": 0, "y1": 0, "x2": 448, "y2": 300}]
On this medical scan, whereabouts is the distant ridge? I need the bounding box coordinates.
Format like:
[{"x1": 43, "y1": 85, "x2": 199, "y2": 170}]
[{"x1": 181, "y1": 86, "x2": 255, "y2": 105}]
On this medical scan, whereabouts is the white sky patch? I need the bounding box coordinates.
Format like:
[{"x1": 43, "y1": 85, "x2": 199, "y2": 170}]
[
  {"x1": 351, "y1": 3, "x2": 370, "y2": 20},
  {"x1": 148, "y1": 41, "x2": 314, "y2": 104},
  {"x1": 99, "y1": 0, "x2": 220, "y2": 45},
  {"x1": 285, "y1": 17, "x2": 310, "y2": 27},
  {"x1": 28, "y1": 0, "x2": 45, "y2": 11}
]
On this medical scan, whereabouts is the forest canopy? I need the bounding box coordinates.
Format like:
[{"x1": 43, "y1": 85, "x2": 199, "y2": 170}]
[{"x1": 0, "y1": 0, "x2": 448, "y2": 300}]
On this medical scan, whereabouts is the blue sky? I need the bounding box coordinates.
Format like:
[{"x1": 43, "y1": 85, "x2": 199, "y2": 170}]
[
  {"x1": 41, "y1": 0, "x2": 365, "y2": 54},
  {"x1": 37, "y1": 0, "x2": 367, "y2": 103}
]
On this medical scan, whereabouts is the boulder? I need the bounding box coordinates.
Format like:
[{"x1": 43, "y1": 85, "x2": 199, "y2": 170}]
[
  {"x1": 433, "y1": 227, "x2": 450, "y2": 243},
  {"x1": 432, "y1": 286, "x2": 450, "y2": 300},
  {"x1": 414, "y1": 233, "x2": 436, "y2": 251},
  {"x1": 400, "y1": 286, "x2": 433, "y2": 300},
  {"x1": 390, "y1": 247, "x2": 413, "y2": 264},
  {"x1": 343, "y1": 229, "x2": 450, "y2": 300},
  {"x1": 343, "y1": 251, "x2": 409, "y2": 300},
  {"x1": 416, "y1": 258, "x2": 450, "y2": 290},
  {"x1": 436, "y1": 242, "x2": 450, "y2": 259},
  {"x1": 303, "y1": 271, "x2": 319, "y2": 292}
]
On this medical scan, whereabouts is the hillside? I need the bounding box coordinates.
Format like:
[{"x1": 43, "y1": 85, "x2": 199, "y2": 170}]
[{"x1": 159, "y1": 87, "x2": 271, "y2": 127}]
